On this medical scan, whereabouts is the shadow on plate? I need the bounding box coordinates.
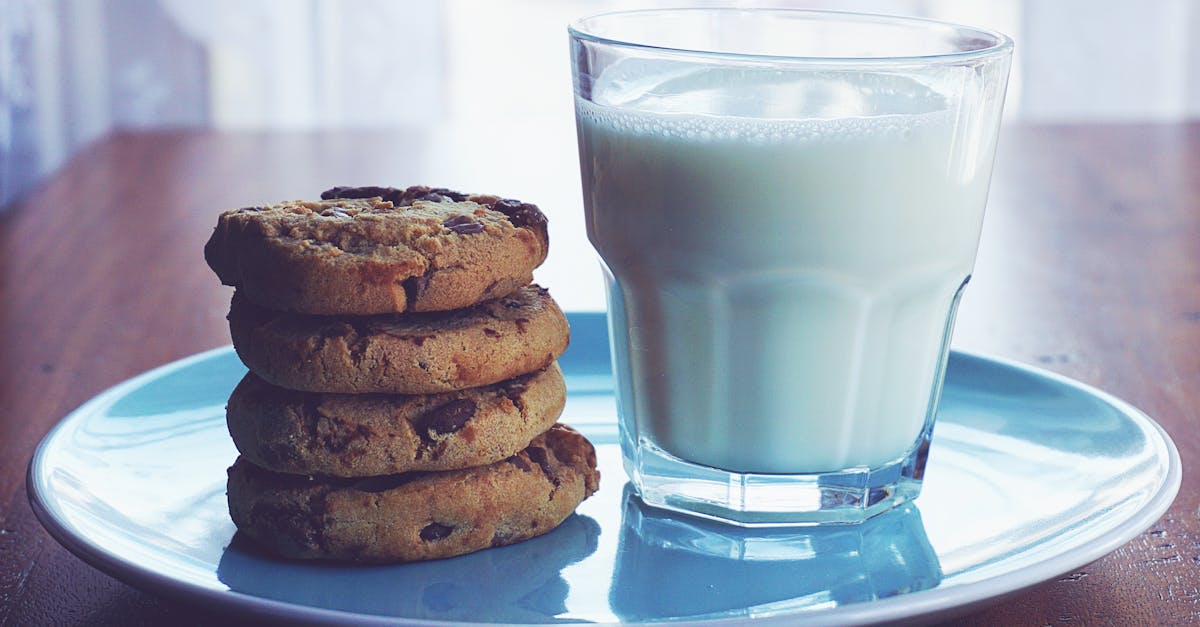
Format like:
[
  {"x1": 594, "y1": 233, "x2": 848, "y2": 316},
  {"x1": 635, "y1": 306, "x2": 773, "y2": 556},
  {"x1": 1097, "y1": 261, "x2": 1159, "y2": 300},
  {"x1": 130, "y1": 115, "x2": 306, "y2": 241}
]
[
  {"x1": 217, "y1": 513, "x2": 600, "y2": 623},
  {"x1": 610, "y1": 485, "x2": 942, "y2": 622}
]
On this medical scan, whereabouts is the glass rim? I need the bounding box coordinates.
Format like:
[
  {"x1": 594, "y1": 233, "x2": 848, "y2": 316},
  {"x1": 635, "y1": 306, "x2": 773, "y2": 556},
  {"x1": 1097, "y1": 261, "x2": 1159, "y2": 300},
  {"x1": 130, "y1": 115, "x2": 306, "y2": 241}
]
[{"x1": 568, "y1": 7, "x2": 1014, "y2": 66}]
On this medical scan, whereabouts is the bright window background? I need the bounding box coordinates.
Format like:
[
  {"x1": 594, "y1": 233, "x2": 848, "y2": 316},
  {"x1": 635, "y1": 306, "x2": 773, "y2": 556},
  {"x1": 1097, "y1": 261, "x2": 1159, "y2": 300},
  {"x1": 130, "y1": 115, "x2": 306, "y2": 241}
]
[{"x1": 3, "y1": 0, "x2": 1199, "y2": 308}]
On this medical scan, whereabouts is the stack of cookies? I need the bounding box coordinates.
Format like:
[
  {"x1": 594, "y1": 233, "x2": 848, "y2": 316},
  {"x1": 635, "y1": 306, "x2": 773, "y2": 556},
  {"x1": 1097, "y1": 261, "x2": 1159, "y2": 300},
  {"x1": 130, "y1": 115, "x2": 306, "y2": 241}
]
[{"x1": 204, "y1": 185, "x2": 599, "y2": 563}]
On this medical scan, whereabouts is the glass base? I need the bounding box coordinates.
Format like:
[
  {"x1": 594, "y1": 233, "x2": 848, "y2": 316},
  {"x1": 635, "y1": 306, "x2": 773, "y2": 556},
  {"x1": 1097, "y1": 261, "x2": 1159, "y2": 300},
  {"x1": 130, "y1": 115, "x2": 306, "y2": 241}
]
[{"x1": 626, "y1": 430, "x2": 932, "y2": 527}]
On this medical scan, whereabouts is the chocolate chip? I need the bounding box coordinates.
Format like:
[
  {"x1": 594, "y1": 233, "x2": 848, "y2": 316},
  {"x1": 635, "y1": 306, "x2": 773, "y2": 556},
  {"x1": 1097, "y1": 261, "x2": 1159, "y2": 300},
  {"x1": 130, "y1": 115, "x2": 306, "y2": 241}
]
[
  {"x1": 525, "y1": 446, "x2": 558, "y2": 485},
  {"x1": 420, "y1": 522, "x2": 455, "y2": 541},
  {"x1": 442, "y1": 214, "x2": 485, "y2": 234},
  {"x1": 491, "y1": 529, "x2": 515, "y2": 547},
  {"x1": 431, "y1": 187, "x2": 468, "y2": 202},
  {"x1": 401, "y1": 273, "x2": 430, "y2": 306},
  {"x1": 397, "y1": 186, "x2": 433, "y2": 204},
  {"x1": 398, "y1": 186, "x2": 467, "y2": 205},
  {"x1": 417, "y1": 399, "x2": 476, "y2": 438},
  {"x1": 320, "y1": 186, "x2": 407, "y2": 205},
  {"x1": 507, "y1": 455, "x2": 533, "y2": 472},
  {"x1": 502, "y1": 378, "x2": 528, "y2": 413},
  {"x1": 492, "y1": 198, "x2": 523, "y2": 212},
  {"x1": 491, "y1": 198, "x2": 548, "y2": 233},
  {"x1": 319, "y1": 185, "x2": 470, "y2": 208}
]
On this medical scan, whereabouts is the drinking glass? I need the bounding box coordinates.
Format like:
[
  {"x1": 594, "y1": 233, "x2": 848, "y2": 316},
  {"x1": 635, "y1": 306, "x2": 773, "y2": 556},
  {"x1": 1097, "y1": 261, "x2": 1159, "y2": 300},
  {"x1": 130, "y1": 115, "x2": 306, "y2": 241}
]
[{"x1": 570, "y1": 9, "x2": 1012, "y2": 524}]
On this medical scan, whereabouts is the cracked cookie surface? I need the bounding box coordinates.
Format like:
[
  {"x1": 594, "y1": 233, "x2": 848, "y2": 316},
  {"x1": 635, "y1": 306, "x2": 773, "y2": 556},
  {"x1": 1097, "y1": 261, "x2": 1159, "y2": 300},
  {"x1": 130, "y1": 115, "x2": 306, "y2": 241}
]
[
  {"x1": 226, "y1": 363, "x2": 566, "y2": 477},
  {"x1": 204, "y1": 186, "x2": 550, "y2": 315},
  {"x1": 227, "y1": 284, "x2": 570, "y2": 394},
  {"x1": 226, "y1": 424, "x2": 600, "y2": 562}
]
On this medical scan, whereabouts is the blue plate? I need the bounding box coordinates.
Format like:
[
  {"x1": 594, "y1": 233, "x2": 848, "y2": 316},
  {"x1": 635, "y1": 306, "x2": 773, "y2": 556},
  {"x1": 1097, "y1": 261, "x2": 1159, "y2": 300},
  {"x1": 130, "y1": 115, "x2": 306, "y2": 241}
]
[{"x1": 28, "y1": 313, "x2": 1180, "y2": 625}]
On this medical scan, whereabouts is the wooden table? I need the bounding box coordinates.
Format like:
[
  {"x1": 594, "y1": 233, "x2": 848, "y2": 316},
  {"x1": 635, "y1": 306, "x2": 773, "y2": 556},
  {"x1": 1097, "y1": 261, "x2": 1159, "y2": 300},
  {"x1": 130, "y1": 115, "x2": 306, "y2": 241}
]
[{"x1": 0, "y1": 124, "x2": 1196, "y2": 624}]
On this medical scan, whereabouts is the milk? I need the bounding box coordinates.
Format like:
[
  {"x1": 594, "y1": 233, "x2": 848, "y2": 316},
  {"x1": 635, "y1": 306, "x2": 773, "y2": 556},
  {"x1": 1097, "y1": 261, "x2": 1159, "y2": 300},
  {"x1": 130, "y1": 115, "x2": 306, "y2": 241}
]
[{"x1": 576, "y1": 67, "x2": 997, "y2": 474}]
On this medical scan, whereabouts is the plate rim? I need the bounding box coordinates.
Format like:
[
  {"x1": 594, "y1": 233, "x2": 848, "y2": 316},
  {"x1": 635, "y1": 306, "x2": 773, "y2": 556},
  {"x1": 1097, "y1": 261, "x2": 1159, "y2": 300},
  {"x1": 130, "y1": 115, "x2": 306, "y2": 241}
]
[
  {"x1": 26, "y1": 345, "x2": 1183, "y2": 626},
  {"x1": 25, "y1": 345, "x2": 460, "y2": 627}
]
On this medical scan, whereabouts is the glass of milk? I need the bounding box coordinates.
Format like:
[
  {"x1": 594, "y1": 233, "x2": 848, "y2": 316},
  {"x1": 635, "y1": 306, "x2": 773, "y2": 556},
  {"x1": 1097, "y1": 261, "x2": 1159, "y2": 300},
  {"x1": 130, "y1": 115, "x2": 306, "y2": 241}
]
[{"x1": 570, "y1": 9, "x2": 1012, "y2": 524}]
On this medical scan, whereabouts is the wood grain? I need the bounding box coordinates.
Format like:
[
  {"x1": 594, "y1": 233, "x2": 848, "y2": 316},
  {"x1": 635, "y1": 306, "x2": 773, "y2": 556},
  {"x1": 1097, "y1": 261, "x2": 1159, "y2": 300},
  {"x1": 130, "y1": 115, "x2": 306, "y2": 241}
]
[
  {"x1": 0, "y1": 125, "x2": 1196, "y2": 625},
  {"x1": 945, "y1": 123, "x2": 1200, "y2": 625}
]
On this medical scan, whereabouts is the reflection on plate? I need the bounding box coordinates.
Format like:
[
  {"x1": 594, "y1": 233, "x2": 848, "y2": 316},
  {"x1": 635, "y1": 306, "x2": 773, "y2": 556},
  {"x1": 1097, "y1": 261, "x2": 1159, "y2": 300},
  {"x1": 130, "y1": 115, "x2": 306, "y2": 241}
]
[
  {"x1": 28, "y1": 313, "x2": 1180, "y2": 625},
  {"x1": 610, "y1": 486, "x2": 941, "y2": 621}
]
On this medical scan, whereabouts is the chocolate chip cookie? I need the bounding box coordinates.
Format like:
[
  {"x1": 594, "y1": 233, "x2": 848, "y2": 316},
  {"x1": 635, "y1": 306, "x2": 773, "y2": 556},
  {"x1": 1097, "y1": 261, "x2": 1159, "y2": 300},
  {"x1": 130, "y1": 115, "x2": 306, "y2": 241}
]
[
  {"x1": 226, "y1": 363, "x2": 567, "y2": 477},
  {"x1": 204, "y1": 186, "x2": 550, "y2": 315},
  {"x1": 227, "y1": 284, "x2": 569, "y2": 394},
  {"x1": 226, "y1": 424, "x2": 601, "y2": 562}
]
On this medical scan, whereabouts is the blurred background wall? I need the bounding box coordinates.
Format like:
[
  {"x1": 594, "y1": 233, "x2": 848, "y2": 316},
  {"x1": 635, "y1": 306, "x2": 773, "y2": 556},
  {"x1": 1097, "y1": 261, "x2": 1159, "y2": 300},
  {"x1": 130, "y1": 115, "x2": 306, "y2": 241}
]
[{"x1": 2, "y1": 0, "x2": 1199, "y2": 208}]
